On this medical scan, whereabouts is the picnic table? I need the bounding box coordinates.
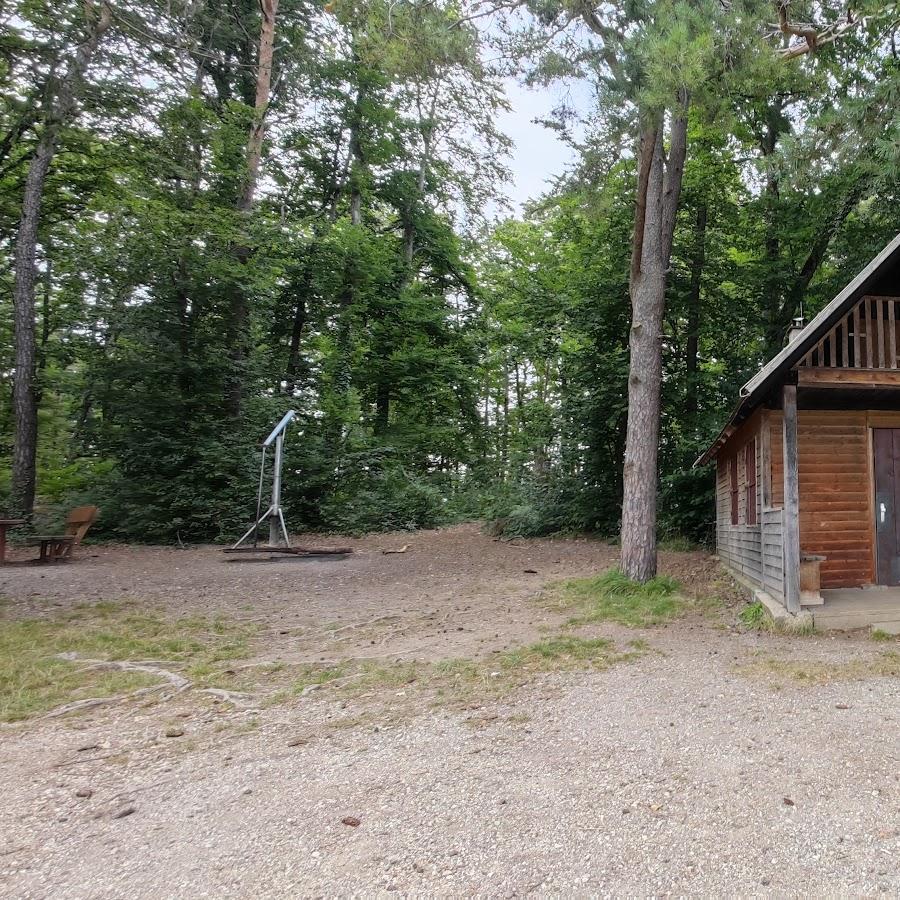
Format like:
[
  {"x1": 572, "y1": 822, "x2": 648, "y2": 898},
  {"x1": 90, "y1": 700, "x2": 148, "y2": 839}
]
[{"x1": 0, "y1": 519, "x2": 26, "y2": 565}]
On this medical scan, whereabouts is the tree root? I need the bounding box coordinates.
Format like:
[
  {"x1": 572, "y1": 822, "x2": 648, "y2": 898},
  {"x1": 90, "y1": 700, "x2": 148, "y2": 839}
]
[
  {"x1": 198, "y1": 688, "x2": 255, "y2": 706},
  {"x1": 43, "y1": 654, "x2": 216, "y2": 719},
  {"x1": 56, "y1": 653, "x2": 192, "y2": 690},
  {"x1": 300, "y1": 672, "x2": 366, "y2": 696}
]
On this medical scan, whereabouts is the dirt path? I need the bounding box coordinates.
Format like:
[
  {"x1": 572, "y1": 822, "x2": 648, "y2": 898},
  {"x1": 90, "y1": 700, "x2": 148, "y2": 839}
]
[
  {"x1": 0, "y1": 524, "x2": 724, "y2": 665},
  {"x1": 0, "y1": 526, "x2": 897, "y2": 896}
]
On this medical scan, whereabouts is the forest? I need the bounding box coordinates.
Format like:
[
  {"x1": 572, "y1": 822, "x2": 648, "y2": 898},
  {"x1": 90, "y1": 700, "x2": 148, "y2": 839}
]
[{"x1": 2, "y1": 0, "x2": 899, "y2": 551}]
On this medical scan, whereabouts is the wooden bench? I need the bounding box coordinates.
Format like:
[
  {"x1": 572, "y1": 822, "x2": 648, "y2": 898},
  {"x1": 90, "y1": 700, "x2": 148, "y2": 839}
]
[{"x1": 29, "y1": 506, "x2": 99, "y2": 563}]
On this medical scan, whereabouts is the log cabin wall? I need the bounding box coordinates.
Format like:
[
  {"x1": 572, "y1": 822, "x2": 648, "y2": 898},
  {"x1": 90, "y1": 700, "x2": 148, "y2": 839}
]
[
  {"x1": 715, "y1": 410, "x2": 785, "y2": 600},
  {"x1": 768, "y1": 410, "x2": 875, "y2": 588}
]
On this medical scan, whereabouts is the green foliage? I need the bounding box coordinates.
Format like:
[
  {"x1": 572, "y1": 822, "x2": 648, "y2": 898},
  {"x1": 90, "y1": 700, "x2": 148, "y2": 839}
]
[
  {"x1": 5, "y1": 0, "x2": 900, "y2": 551},
  {"x1": 318, "y1": 457, "x2": 446, "y2": 534}
]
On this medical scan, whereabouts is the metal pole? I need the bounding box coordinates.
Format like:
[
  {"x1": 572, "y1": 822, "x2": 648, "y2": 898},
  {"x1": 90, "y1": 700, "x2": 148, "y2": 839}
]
[
  {"x1": 253, "y1": 447, "x2": 267, "y2": 547},
  {"x1": 269, "y1": 430, "x2": 284, "y2": 546}
]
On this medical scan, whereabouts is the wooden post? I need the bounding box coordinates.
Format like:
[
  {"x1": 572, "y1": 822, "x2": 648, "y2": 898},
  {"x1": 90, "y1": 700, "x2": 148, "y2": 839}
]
[
  {"x1": 782, "y1": 383, "x2": 801, "y2": 614},
  {"x1": 760, "y1": 410, "x2": 772, "y2": 508}
]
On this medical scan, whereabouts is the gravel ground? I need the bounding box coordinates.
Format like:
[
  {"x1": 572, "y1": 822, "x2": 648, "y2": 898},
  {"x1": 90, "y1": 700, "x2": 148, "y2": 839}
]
[{"x1": 0, "y1": 527, "x2": 898, "y2": 897}]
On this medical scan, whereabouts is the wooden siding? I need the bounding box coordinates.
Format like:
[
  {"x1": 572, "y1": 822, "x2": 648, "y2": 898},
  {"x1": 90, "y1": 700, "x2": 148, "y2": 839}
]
[
  {"x1": 761, "y1": 507, "x2": 785, "y2": 600},
  {"x1": 715, "y1": 413, "x2": 778, "y2": 594},
  {"x1": 767, "y1": 410, "x2": 874, "y2": 588}
]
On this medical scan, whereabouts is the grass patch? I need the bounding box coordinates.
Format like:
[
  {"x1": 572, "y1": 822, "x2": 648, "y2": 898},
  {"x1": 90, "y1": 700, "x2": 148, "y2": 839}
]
[
  {"x1": 736, "y1": 650, "x2": 900, "y2": 686},
  {"x1": 0, "y1": 602, "x2": 256, "y2": 722},
  {"x1": 738, "y1": 600, "x2": 771, "y2": 631},
  {"x1": 657, "y1": 535, "x2": 700, "y2": 552},
  {"x1": 737, "y1": 600, "x2": 815, "y2": 636},
  {"x1": 290, "y1": 634, "x2": 639, "y2": 708},
  {"x1": 555, "y1": 569, "x2": 707, "y2": 627},
  {"x1": 871, "y1": 628, "x2": 897, "y2": 642}
]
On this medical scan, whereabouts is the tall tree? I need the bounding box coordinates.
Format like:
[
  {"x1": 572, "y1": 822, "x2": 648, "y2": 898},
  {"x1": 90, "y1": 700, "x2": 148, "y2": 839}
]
[{"x1": 10, "y1": 1, "x2": 112, "y2": 517}]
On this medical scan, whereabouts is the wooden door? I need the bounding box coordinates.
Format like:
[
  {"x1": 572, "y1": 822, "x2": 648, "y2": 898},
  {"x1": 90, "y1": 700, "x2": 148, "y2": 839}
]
[{"x1": 873, "y1": 428, "x2": 900, "y2": 585}]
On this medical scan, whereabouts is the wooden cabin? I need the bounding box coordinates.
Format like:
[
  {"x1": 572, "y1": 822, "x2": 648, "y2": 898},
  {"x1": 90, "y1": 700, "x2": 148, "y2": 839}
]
[{"x1": 697, "y1": 235, "x2": 900, "y2": 632}]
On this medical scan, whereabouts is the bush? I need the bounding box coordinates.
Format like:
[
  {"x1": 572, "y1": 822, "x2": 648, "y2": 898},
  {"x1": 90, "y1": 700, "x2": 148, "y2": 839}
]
[
  {"x1": 319, "y1": 463, "x2": 446, "y2": 534},
  {"x1": 659, "y1": 465, "x2": 715, "y2": 546},
  {"x1": 481, "y1": 472, "x2": 621, "y2": 538}
]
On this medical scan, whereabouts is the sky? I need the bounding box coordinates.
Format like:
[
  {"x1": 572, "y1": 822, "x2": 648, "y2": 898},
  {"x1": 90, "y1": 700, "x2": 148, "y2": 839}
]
[{"x1": 496, "y1": 79, "x2": 582, "y2": 213}]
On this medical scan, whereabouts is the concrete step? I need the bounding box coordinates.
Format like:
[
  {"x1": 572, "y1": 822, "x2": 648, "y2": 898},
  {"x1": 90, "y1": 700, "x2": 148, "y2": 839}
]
[{"x1": 812, "y1": 610, "x2": 900, "y2": 631}]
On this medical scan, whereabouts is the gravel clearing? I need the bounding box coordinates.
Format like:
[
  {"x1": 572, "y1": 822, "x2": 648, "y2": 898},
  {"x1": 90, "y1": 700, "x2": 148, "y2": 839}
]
[{"x1": 0, "y1": 526, "x2": 898, "y2": 897}]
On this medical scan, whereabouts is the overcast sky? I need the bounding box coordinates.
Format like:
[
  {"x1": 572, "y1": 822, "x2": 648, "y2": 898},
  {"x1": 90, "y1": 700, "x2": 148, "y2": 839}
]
[
  {"x1": 495, "y1": 78, "x2": 592, "y2": 213},
  {"x1": 498, "y1": 81, "x2": 571, "y2": 210}
]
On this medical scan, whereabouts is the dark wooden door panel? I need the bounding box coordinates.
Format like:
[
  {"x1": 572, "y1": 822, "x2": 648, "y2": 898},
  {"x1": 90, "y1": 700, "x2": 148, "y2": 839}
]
[{"x1": 873, "y1": 428, "x2": 900, "y2": 585}]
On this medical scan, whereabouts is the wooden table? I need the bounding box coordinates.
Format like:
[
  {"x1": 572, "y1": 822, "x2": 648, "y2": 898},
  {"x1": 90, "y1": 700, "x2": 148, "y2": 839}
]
[{"x1": 0, "y1": 519, "x2": 25, "y2": 565}]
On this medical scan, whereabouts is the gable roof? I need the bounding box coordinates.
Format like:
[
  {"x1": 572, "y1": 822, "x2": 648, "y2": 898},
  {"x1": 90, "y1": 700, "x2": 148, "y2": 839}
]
[{"x1": 695, "y1": 232, "x2": 900, "y2": 466}]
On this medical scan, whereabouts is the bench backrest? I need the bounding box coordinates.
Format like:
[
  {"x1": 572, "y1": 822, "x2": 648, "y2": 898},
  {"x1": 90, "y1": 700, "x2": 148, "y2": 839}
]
[{"x1": 65, "y1": 506, "x2": 99, "y2": 544}]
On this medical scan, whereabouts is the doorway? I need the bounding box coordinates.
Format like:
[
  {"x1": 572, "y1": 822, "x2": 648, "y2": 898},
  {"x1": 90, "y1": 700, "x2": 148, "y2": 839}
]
[{"x1": 873, "y1": 428, "x2": 900, "y2": 585}]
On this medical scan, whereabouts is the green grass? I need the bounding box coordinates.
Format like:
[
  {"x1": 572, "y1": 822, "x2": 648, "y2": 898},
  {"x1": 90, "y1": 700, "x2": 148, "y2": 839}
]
[
  {"x1": 290, "y1": 634, "x2": 637, "y2": 708},
  {"x1": 555, "y1": 569, "x2": 702, "y2": 627},
  {"x1": 738, "y1": 600, "x2": 771, "y2": 630},
  {"x1": 871, "y1": 628, "x2": 897, "y2": 642},
  {"x1": 738, "y1": 600, "x2": 815, "y2": 636},
  {"x1": 0, "y1": 602, "x2": 256, "y2": 722},
  {"x1": 737, "y1": 650, "x2": 900, "y2": 685}
]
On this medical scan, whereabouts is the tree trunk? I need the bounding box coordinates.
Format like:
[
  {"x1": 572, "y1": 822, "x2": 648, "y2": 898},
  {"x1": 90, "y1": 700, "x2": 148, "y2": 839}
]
[
  {"x1": 374, "y1": 382, "x2": 390, "y2": 435},
  {"x1": 10, "y1": 4, "x2": 111, "y2": 518},
  {"x1": 501, "y1": 354, "x2": 509, "y2": 476},
  {"x1": 684, "y1": 202, "x2": 707, "y2": 425},
  {"x1": 620, "y1": 97, "x2": 689, "y2": 582},
  {"x1": 224, "y1": 0, "x2": 279, "y2": 419},
  {"x1": 284, "y1": 273, "x2": 308, "y2": 394}
]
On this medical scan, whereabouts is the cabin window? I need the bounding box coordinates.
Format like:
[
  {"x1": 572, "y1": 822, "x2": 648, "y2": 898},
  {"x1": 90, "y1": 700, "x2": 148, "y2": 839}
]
[
  {"x1": 730, "y1": 456, "x2": 738, "y2": 525},
  {"x1": 745, "y1": 440, "x2": 757, "y2": 526}
]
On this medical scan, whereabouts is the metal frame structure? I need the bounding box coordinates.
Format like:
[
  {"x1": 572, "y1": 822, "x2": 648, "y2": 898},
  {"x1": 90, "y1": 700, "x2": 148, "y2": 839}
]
[{"x1": 231, "y1": 410, "x2": 296, "y2": 550}]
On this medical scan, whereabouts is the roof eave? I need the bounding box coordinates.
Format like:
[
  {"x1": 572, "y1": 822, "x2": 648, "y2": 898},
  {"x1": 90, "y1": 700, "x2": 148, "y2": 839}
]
[{"x1": 694, "y1": 231, "x2": 900, "y2": 467}]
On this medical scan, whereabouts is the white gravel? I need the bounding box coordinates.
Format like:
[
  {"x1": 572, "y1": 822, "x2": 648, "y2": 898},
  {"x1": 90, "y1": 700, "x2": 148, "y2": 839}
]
[{"x1": 1, "y1": 625, "x2": 898, "y2": 897}]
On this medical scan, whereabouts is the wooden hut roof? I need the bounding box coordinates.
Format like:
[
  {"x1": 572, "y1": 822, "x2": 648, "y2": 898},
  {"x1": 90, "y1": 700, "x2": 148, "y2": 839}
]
[{"x1": 695, "y1": 232, "x2": 900, "y2": 466}]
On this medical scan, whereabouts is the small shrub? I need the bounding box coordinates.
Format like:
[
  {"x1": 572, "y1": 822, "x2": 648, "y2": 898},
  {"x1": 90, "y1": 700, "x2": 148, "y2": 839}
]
[{"x1": 319, "y1": 464, "x2": 446, "y2": 534}]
